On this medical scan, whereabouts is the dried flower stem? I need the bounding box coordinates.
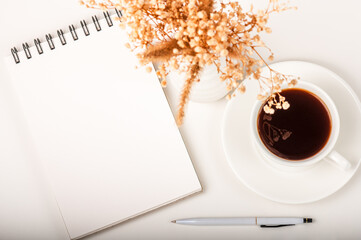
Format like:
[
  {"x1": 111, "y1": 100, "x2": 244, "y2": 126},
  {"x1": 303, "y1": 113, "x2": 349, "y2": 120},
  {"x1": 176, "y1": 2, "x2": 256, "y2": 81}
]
[
  {"x1": 177, "y1": 63, "x2": 201, "y2": 125},
  {"x1": 81, "y1": 0, "x2": 298, "y2": 125}
]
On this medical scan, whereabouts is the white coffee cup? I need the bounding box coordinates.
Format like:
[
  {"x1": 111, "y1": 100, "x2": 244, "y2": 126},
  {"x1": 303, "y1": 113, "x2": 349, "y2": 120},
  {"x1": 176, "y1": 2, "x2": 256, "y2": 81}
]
[{"x1": 250, "y1": 81, "x2": 351, "y2": 171}]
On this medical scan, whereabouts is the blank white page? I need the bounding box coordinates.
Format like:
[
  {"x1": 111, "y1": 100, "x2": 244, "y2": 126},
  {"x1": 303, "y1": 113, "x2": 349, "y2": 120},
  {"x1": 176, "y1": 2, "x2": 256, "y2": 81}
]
[{"x1": 5, "y1": 15, "x2": 201, "y2": 239}]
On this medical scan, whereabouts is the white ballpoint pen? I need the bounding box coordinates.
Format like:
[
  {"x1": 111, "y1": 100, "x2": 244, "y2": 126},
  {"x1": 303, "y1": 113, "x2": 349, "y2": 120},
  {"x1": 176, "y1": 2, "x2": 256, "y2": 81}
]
[{"x1": 171, "y1": 217, "x2": 313, "y2": 228}]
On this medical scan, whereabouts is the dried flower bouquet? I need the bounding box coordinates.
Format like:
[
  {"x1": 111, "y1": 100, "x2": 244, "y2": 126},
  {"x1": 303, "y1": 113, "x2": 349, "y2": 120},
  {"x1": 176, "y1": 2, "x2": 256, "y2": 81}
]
[{"x1": 81, "y1": 0, "x2": 298, "y2": 125}]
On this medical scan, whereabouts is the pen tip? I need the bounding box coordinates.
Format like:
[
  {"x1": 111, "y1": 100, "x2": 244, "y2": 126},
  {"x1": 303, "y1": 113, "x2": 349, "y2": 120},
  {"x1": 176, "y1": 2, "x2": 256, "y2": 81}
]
[
  {"x1": 171, "y1": 220, "x2": 176, "y2": 223},
  {"x1": 303, "y1": 218, "x2": 313, "y2": 223}
]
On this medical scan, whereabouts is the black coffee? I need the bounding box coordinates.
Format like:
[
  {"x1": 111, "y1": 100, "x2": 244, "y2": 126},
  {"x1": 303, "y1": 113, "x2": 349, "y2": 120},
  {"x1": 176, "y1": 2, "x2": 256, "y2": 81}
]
[{"x1": 257, "y1": 88, "x2": 332, "y2": 160}]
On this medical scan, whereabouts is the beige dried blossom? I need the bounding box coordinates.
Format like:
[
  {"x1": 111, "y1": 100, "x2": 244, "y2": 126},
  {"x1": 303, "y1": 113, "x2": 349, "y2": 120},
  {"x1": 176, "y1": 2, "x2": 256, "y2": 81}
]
[
  {"x1": 146, "y1": 66, "x2": 153, "y2": 73},
  {"x1": 80, "y1": 0, "x2": 297, "y2": 125}
]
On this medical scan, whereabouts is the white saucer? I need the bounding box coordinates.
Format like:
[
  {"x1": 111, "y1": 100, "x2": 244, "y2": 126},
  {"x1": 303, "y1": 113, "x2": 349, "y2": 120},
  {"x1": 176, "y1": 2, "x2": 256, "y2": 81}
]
[{"x1": 221, "y1": 61, "x2": 361, "y2": 204}]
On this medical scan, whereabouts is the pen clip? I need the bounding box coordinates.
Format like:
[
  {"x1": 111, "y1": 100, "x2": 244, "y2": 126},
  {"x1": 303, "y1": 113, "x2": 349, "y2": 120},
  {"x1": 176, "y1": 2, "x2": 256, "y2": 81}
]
[{"x1": 260, "y1": 224, "x2": 295, "y2": 228}]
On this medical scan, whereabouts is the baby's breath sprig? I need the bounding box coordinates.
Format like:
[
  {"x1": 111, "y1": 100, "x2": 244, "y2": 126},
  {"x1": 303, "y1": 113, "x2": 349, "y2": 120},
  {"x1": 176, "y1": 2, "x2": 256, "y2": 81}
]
[{"x1": 81, "y1": 0, "x2": 297, "y2": 124}]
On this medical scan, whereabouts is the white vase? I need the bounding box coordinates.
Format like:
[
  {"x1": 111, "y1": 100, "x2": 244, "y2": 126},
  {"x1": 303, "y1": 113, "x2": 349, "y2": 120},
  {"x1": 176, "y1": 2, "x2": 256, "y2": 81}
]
[{"x1": 166, "y1": 63, "x2": 230, "y2": 102}]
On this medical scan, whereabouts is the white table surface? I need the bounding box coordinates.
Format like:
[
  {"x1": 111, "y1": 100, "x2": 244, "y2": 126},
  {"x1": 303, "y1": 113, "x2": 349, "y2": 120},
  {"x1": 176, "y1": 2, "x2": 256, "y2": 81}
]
[{"x1": 1, "y1": 0, "x2": 361, "y2": 239}]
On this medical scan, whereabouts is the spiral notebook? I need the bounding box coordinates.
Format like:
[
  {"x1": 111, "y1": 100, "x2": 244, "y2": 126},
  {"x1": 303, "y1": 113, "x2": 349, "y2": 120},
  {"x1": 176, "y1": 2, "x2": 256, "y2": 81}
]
[{"x1": 4, "y1": 10, "x2": 201, "y2": 240}]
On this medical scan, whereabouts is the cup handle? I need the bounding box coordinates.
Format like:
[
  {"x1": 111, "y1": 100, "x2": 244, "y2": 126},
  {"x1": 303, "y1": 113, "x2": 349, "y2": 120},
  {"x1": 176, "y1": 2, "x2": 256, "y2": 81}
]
[{"x1": 325, "y1": 151, "x2": 352, "y2": 171}]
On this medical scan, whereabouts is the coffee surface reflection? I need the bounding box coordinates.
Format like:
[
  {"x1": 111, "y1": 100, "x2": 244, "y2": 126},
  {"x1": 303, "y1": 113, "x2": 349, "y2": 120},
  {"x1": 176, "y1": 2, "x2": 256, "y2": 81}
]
[{"x1": 257, "y1": 88, "x2": 332, "y2": 160}]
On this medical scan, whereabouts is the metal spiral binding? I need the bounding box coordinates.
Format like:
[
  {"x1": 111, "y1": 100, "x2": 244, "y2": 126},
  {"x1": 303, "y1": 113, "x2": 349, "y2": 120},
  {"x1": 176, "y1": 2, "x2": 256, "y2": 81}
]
[
  {"x1": 92, "y1": 16, "x2": 101, "y2": 31},
  {"x1": 57, "y1": 29, "x2": 67, "y2": 45},
  {"x1": 11, "y1": 47, "x2": 20, "y2": 64},
  {"x1": 103, "y1": 11, "x2": 113, "y2": 27},
  {"x1": 69, "y1": 25, "x2": 78, "y2": 40},
  {"x1": 80, "y1": 20, "x2": 90, "y2": 36},
  {"x1": 10, "y1": 11, "x2": 119, "y2": 64},
  {"x1": 115, "y1": 9, "x2": 123, "y2": 18},
  {"x1": 46, "y1": 34, "x2": 55, "y2": 50},
  {"x1": 22, "y1": 43, "x2": 32, "y2": 59},
  {"x1": 34, "y1": 38, "x2": 43, "y2": 54}
]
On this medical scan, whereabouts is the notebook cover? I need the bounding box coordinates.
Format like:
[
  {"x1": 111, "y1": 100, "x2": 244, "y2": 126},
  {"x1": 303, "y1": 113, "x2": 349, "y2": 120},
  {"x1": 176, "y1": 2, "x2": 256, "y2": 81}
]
[{"x1": 5, "y1": 15, "x2": 202, "y2": 239}]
